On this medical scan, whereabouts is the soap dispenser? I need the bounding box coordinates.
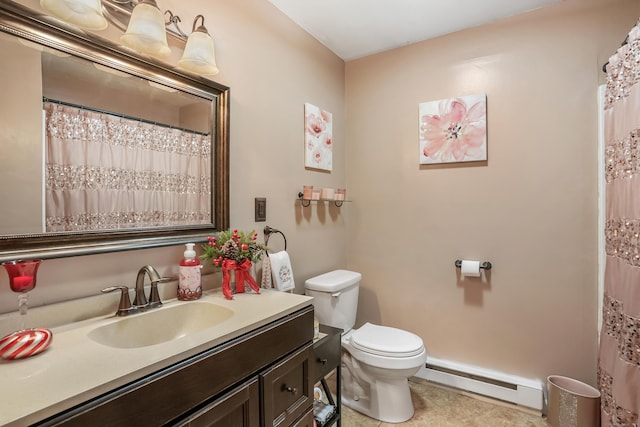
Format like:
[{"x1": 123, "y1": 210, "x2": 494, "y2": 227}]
[{"x1": 178, "y1": 243, "x2": 202, "y2": 300}]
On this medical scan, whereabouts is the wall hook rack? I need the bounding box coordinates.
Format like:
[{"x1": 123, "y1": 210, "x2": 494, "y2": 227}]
[{"x1": 297, "y1": 192, "x2": 344, "y2": 207}]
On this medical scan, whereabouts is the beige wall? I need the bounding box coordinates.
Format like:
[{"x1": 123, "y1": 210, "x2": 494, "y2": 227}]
[
  {"x1": 0, "y1": 0, "x2": 346, "y2": 314},
  {"x1": 344, "y1": 0, "x2": 639, "y2": 386},
  {"x1": 0, "y1": 0, "x2": 637, "y2": 390}
]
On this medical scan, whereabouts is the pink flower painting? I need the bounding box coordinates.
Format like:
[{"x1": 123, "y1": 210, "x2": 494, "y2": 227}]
[
  {"x1": 304, "y1": 103, "x2": 332, "y2": 171},
  {"x1": 419, "y1": 94, "x2": 487, "y2": 164}
]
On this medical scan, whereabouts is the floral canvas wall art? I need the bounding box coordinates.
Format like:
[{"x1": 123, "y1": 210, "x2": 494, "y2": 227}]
[
  {"x1": 419, "y1": 94, "x2": 487, "y2": 164},
  {"x1": 304, "y1": 102, "x2": 332, "y2": 171}
]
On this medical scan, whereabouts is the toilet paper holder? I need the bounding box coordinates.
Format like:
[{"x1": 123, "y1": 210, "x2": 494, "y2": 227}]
[{"x1": 454, "y1": 260, "x2": 492, "y2": 270}]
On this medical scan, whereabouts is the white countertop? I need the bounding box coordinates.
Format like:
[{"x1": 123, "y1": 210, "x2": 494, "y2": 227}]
[{"x1": 0, "y1": 289, "x2": 313, "y2": 426}]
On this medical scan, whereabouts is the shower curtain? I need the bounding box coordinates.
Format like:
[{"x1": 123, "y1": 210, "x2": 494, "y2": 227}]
[
  {"x1": 599, "y1": 21, "x2": 640, "y2": 427},
  {"x1": 44, "y1": 102, "x2": 211, "y2": 232}
]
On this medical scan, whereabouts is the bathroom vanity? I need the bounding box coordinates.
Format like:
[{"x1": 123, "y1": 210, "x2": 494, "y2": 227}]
[{"x1": 0, "y1": 290, "x2": 314, "y2": 427}]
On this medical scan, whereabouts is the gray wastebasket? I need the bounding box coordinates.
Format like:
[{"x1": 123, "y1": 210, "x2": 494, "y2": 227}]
[{"x1": 546, "y1": 375, "x2": 600, "y2": 427}]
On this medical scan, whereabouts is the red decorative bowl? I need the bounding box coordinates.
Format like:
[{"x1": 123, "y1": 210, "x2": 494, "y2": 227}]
[{"x1": 0, "y1": 328, "x2": 53, "y2": 360}]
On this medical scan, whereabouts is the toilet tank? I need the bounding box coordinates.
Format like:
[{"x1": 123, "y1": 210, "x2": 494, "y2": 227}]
[{"x1": 304, "y1": 270, "x2": 361, "y2": 332}]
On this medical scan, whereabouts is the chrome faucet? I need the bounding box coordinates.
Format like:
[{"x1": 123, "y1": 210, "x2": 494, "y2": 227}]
[
  {"x1": 102, "y1": 265, "x2": 165, "y2": 316},
  {"x1": 134, "y1": 265, "x2": 163, "y2": 309}
]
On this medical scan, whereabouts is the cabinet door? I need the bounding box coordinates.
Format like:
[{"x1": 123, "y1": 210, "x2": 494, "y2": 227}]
[
  {"x1": 176, "y1": 378, "x2": 260, "y2": 427},
  {"x1": 261, "y1": 345, "x2": 313, "y2": 427}
]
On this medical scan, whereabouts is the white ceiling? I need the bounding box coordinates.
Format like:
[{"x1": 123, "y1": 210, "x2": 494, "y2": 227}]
[{"x1": 267, "y1": 0, "x2": 563, "y2": 60}]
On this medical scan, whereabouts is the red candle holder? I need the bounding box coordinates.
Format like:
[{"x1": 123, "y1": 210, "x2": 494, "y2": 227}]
[
  {"x1": 1, "y1": 259, "x2": 52, "y2": 359},
  {"x1": 4, "y1": 259, "x2": 40, "y2": 293}
]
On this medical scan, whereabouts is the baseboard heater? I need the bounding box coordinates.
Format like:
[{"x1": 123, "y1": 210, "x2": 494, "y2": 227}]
[{"x1": 414, "y1": 357, "x2": 544, "y2": 412}]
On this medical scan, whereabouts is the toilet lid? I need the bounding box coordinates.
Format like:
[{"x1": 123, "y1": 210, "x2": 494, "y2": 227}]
[{"x1": 350, "y1": 323, "x2": 424, "y2": 358}]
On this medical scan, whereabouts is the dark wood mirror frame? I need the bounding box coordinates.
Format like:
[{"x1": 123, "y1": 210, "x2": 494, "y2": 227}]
[{"x1": 0, "y1": 2, "x2": 229, "y2": 263}]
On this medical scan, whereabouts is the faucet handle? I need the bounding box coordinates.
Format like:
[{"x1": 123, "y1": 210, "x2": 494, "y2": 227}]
[
  {"x1": 102, "y1": 286, "x2": 138, "y2": 317},
  {"x1": 147, "y1": 276, "x2": 172, "y2": 309},
  {"x1": 147, "y1": 282, "x2": 163, "y2": 309}
]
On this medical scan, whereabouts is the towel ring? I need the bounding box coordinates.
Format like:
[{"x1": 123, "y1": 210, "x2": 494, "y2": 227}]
[{"x1": 264, "y1": 226, "x2": 287, "y2": 252}]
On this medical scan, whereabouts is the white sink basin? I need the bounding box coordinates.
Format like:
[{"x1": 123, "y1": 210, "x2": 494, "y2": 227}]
[{"x1": 88, "y1": 302, "x2": 234, "y2": 348}]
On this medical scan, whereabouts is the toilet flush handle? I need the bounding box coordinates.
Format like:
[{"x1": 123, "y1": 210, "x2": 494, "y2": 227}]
[{"x1": 331, "y1": 292, "x2": 341, "y2": 297}]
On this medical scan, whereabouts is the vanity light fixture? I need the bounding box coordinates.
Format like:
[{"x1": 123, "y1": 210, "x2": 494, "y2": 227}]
[
  {"x1": 40, "y1": 0, "x2": 108, "y2": 30},
  {"x1": 120, "y1": 0, "x2": 170, "y2": 58},
  {"x1": 39, "y1": 0, "x2": 219, "y2": 75},
  {"x1": 177, "y1": 15, "x2": 219, "y2": 76}
]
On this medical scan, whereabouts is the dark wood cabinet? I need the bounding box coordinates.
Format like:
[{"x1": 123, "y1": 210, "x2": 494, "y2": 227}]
[
  {"x1": 177, "y1": 378, "x2": 260, "y2": 427},
  {"x1": 290, "y1": 409, "x2": 315, "y2": 427},
  {"x1": 310, "y1": 325, "x2": 342, "y2": 427},
  {"x1": 36, "y1": 305, "x2": 314, "y2": 427},
  {"x1": 261, "y1": 344, "x2": 313, "y2": 427},
  {"x1": 311, "y1": 325, "x2": 342, "y2": 382},
  {"x1": 179, "y1": 343, "x2": 314, "y2": 427}
]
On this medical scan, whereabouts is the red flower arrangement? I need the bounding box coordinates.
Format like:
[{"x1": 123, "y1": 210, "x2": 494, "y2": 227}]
[{"x1": 201, "y1": 229, "x2": 266, "y2": 300}]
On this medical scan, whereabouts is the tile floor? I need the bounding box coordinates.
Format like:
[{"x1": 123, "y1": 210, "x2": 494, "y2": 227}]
[{"x1": 331, "y1": 378, "x2": 548, "y2": 426}]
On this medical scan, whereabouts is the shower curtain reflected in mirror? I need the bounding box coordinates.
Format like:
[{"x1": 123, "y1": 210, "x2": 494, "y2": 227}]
[
  {"x1": 43, "y1": 101, "x2": 211, "y2": 232},
  {"x1": 599, "y1": 20, "x2": 640, "y2": 427}
]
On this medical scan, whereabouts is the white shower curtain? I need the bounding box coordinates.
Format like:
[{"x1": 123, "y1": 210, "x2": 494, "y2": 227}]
[
  {"x1": 599, "y1": 21, "x2": 640, "y2": 427},
  {"x1": 44, "y1": 102, "x2": 211, "y2": 232}
]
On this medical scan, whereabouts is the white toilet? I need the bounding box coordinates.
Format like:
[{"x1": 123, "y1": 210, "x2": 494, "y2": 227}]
[{"x1": 304, "y1": 270, "x2": 427, "y2": 423}]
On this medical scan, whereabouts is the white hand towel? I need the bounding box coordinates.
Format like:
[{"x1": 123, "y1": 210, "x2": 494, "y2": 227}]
[{"x1": 268, "y1": 251, "x2": 295, "y2": 292}]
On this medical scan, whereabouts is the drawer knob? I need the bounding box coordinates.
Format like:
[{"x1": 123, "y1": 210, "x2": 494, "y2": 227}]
[
  {"x1": 285, "y1": 385, "x2": 297, "y2": 394},
  {"x1": 318, "y1": 358, "x2": 328, "y2": 365}
]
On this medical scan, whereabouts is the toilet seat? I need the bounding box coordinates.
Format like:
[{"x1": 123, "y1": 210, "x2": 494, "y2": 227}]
[{"x1": 350, "y1": 323, "x2": 424, "y2": 358}]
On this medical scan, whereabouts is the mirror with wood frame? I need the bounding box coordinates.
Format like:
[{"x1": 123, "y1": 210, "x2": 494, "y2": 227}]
[{"x1": 0, "y1": 2, "x2": 229, "y2": 262}]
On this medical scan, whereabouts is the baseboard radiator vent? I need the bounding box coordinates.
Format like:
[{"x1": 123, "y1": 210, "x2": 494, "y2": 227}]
[{"x1": 414, "y1": 357, "x2": 544, "y2": 412}]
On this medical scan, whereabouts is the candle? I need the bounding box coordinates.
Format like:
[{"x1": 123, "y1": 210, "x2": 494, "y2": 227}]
[
  {"x1": 320, "y1": 188, "x2": 335, "y2": 200},
  {"x1": 11, "y1": 276, "x2": 35, "y2": 293},
  {"x1": 303, "y1": 185, "x2": 314, "y2": 199}
]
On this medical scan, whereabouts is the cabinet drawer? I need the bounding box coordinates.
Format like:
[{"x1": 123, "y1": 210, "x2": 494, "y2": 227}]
[
  {"x1": 290, "y1": 408, "x2": 314, "y2": 427},
  {"x1": 175, "y1": 378, "x2": 259, "y2": 427},
  {"x1": 310, "y1": 329, "x2": 341, "y2": 383},
  {"x1": 261, "y1": 344, "x2": 312, "y2": 427}
]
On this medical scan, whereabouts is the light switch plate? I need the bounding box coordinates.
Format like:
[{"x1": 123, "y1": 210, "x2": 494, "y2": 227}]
[{"x1": 255, "y1": 197, "x2": 266, "y2": 222}]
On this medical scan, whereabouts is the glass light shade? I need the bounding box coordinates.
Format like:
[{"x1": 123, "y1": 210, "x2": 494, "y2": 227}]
[
  {"x1": 120, "y1": 1, "x2": 171, "y2": 58},
  {"x1": 40, "y1": 0, "x2": 107, "y2": 30},
  {"x1": 178, "y1": 30, "x2": 219, "y2": 75}
]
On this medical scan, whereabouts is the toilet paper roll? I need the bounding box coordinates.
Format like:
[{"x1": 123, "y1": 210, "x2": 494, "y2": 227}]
[{"x1": 460, "y1": 260, "x2": 481, "y2": 277}]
